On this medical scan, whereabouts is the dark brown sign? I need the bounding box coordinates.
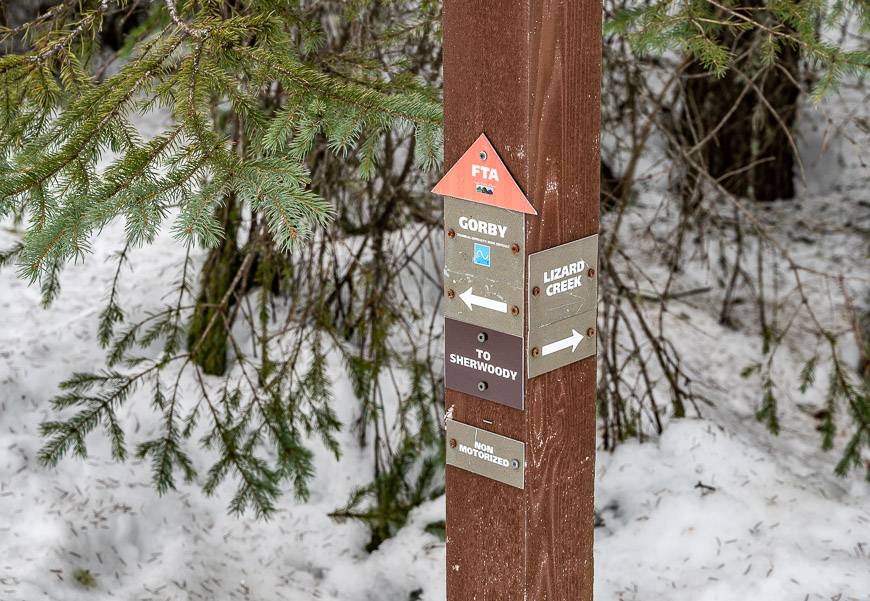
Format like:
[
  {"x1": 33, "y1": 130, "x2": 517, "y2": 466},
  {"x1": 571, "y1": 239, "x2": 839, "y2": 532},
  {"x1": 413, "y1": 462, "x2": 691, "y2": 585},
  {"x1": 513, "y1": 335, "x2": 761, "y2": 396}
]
[{"x1": 445, "y1": 318, "x2": 524, "y2": 410}]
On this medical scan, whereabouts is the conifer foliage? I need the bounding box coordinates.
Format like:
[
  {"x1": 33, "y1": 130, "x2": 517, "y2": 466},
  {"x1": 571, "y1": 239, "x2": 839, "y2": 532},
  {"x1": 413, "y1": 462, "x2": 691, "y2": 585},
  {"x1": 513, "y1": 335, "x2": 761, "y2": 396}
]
[
  {"x1": 610, "y1": 0, "x2": 869, "y2": 99},
  {"x1": 1, "y1": 0, "x2": 444, "y2": 518},
  {"x1": 0, "y1": 0, "x2": 440, "y2": 289}
]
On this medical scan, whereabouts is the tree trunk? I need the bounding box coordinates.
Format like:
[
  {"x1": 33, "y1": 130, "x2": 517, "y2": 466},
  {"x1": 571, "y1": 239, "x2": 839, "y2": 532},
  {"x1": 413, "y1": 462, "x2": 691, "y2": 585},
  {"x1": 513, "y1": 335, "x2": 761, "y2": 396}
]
[
  {"x1": 860, "y1": 293, "x2": 870, "y2": 383},
  {"x1": 753, "y1": 42, "x2": 801, "y2": 200},
  {"x1": 187, "y1": 195, "x2": 243, "y2": 376},
  {"x1": 679, "y1": 1, "x2": 801, "y2": 202}
]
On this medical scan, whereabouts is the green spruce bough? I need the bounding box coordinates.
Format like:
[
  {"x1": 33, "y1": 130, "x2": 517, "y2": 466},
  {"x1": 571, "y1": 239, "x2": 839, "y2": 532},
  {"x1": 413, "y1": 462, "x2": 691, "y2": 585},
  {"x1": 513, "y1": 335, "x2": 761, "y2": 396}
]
[{"x1": 1, "y1": 0, "x2": 444, "y2": 520}]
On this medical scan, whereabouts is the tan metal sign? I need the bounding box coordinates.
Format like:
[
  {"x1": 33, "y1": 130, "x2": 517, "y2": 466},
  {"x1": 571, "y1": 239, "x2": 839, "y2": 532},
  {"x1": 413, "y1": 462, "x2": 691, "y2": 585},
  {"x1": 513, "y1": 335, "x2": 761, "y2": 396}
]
[
  {"x1": 445, "y1": 418, "x2": 525, "y2": 489},
  {"x1": 528, "y1": 234, "x2": 598, "y2": 329},
  {"x1": 444, "y1": 197, "x2": 525, "y2": 337},
  {"x1": 527, "y1": 311, "x2": 597, "y2": 378}
]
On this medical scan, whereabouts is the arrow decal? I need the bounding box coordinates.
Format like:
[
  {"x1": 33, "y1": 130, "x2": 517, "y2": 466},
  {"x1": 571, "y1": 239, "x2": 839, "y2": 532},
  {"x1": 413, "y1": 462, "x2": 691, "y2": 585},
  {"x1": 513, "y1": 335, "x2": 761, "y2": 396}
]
[
  {"x1": 459, "y1": 287, "x2": 508, "y2": 314},
  {"x1": 541, "y1": 329, "x2": 584, "y2": 356}
]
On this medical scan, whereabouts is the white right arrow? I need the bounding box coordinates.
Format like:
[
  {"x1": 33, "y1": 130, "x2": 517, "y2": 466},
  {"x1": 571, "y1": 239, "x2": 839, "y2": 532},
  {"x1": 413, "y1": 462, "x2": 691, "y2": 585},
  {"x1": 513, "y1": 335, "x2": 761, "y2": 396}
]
[
  {"x1": 541, "y1": 329, "x2": 584, "y2": 356},
  {"x1": 459, "y1": 287, "x2": 508, "y2": 313}
]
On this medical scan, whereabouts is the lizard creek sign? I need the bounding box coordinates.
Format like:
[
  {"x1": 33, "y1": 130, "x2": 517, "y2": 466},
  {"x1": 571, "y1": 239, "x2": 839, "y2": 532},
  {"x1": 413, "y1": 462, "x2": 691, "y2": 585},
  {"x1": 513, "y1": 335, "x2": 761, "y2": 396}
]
[
  {"x1": 444, "y1": 318, "x2": 524, "y2": 410},
  {"x1": 542, "y1": 258, "x2": 587, "y2": 297},
  {"x1": 528, "y1": 234, "x2": 599, "y2": 329},
  {"x1": 527, "y1": 310, "x2": 597, "y2": 378},
  {"x1": 526, "y1": 234, "x2": 600, "y2": 377},
  {"x1": 445, "y1": 418, "x2": 525, "y2": 489}
]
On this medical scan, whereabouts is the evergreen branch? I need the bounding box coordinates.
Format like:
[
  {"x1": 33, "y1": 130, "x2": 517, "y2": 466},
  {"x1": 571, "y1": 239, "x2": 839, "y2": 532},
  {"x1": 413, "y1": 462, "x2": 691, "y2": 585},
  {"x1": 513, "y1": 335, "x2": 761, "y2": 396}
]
[
  {"x1": 0, "y1": 241, "x2": 24, "y2": 268},
  {"x1": 98, "y1": 244, "x2": 131, "y2": 347},
  {"x1": 0, "y1": 1, "x2": 113, "y2": 77},
  {"x1": 38, "y1": 369, "x2": 152, "y2": 467},
  {"x1": 29, "y1": 1, "x2": 113, "y2": 64},
  {"x1": 136, "y1": 385, "x2": 197, "y2": 494},
  {"x1": 2, "y1": 34, "x2": 183, "y2": 205},
  {"x1": 164, "y1": 0, "x2": 207, "y2": 40},
  {"x1": 198, "y1": 380, "x2": 280, "y2": 518},
  {"x1": 244, "y1": 47, "x2": 442, "y2": 127}
]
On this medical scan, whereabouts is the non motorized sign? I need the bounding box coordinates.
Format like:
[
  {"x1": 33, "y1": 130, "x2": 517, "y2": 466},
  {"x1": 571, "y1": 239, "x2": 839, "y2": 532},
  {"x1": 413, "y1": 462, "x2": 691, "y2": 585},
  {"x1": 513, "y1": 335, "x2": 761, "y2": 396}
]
[
  {"x1": 444, "y1": 197, "x2": 525, "y2": 337},
  {"x1": 445, "y1": 418, "x2": 525, "y2": 489},
  {"x1": 445, "y1": 318, "x2": 524, "y2": 410},
  {"x1": 528, "y1": 234, "x2": 599, "y2": 329}
]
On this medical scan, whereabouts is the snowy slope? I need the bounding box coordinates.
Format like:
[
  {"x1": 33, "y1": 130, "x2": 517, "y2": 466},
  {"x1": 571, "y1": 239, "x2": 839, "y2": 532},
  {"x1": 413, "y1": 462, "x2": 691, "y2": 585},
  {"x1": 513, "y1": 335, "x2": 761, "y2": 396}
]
[
  {"x1": 0, "y1": 216, "x2": 446, "y2": 601},
  {"x1": 2, "y1": 100, "x2": 869, "y2": 601}
]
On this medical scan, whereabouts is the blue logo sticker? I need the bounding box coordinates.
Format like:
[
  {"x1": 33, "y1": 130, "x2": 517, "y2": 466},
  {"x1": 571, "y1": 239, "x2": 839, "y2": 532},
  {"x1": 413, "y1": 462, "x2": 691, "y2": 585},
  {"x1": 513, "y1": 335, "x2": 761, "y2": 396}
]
[{"x1": 473, "y1": 243, "x2": 491, "y2": 267}]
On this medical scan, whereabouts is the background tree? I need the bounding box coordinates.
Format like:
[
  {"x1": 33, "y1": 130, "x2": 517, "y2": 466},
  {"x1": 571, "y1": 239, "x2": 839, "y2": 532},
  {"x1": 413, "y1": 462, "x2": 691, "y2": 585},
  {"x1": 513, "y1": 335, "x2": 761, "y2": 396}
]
[
  {"x1": 603, "y1": 0, "x2": 868, "y2": 475},
  {"x1": 678, "y1": 1, "x2": 802, "y2": 201}
]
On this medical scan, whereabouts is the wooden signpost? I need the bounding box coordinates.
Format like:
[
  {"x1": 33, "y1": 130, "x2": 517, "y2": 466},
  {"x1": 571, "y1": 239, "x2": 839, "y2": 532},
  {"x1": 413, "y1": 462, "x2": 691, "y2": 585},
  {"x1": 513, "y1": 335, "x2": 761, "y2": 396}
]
[{"x1": 435, "y1": 1, "x2": 601, "y2": 600}]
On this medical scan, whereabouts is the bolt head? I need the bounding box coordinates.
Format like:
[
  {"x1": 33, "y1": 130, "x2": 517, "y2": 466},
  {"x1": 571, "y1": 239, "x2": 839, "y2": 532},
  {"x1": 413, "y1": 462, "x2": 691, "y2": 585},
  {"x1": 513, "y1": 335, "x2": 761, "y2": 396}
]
[
  {"x1": 449, "y1": 438, "x2": 457, "y2": 449},
  {"x1": 586, "y1": 327, "x2": 596, "y2": 337},
  {"x1": 511, "y1": 459, "x2": 520, "y2": 470},
  {"x1": 447, "y1": 289, "x2": 455, "y2": 299},
  {"x1": 587, "y1": 268, "x2": 596, "y2": 277},
  {"x1": 511, "y1": 305, "x2": 520, "y2": 316},
  {"x1": 532, "y1": 286, "x2": 540, "y2": 296},
  {"x1": 511, "y1": 243, "x2": 520, "y2": 254},
  {"x1": 477, "y1": 332, "x2": 488, "y2": 343},
  {"x1": 531, "y1": 347, "x2": 540, "y2": 357},
  {"x1": 477, "y1": 381, "x2": 488, "y2": 392},
  {"x1": 447, "y1": 228, "x2": 456, "y2": 239},
  {"x1": 479, "y1": 150, "x2": 487, "y2": 160}
]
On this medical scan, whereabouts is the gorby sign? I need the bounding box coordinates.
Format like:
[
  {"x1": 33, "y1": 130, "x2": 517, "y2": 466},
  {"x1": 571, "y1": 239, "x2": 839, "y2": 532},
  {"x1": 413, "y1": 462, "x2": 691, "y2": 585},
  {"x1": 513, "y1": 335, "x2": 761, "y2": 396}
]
[
  {"x1": 443, "y1": 198, "x2": 525, "y2": 337},
  {"x1": 432, "y1": 133, "x2": 537, "y2": 215},
  {"x1": 457, "y1": 215, "x2": 507, "y2": 238}
]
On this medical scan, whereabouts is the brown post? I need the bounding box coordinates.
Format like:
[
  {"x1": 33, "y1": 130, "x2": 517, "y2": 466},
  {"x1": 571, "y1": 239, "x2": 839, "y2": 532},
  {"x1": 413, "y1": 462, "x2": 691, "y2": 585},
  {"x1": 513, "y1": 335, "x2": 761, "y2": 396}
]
[{"x1": 441, "y1": 1, "x2": 601, "y2": 600}]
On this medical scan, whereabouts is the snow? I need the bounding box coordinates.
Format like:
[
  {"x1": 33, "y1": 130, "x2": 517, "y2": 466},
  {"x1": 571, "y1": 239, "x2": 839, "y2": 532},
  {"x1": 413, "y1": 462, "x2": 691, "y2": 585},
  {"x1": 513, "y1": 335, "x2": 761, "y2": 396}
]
[
  {"x1": 597, "y1": 421, "x2": 869, "y2": 600},
  {"x1": 0, "y1": 238, "x2": 445, "y2": 600},
  {"x1": 2, "y1": 98, "x2": 869, "y2": 601}
]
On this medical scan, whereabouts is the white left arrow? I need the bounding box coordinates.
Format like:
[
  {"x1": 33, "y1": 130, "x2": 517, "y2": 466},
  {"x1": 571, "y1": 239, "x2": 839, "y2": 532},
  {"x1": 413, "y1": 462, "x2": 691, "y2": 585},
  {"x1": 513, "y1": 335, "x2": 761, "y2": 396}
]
[
  {"x1": 541, "y1": 329, "x2": 584, "y2": 356},
  {"x1": 459, "y1": 287, "x2": 508, "y2": 313}
]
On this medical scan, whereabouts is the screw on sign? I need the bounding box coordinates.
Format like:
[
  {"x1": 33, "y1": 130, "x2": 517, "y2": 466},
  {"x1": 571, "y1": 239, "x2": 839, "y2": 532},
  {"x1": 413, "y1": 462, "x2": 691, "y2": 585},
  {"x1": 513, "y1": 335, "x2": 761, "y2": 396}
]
[
  {"x1": 443, "y1": 318, "x2": 524, "y2": 410},
  {"x1": 528, "y1": 234, "x2": 599, "y2": 329},
  {"x1": 526, "y1": 235, "x2": 599, "y2": 378},
  {"x1": 432, "y1": 133, "x2": 537, "y2": 215},
  {"x1": 441, "y1": 161, "x2": 527, "y2": 337},
  {"x1": 445, "y1": 419, "x2": 525, "y2": 489},
  {"x1": 438, "y1": 0, "x2": 601, "y2": 599}
]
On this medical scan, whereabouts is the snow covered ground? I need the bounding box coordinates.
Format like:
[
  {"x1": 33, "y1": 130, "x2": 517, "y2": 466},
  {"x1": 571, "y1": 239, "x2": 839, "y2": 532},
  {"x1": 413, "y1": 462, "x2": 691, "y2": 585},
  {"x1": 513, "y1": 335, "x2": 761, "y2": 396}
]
[{"x1": 2, "y1": 98, "x2": 869, "y2": 600}]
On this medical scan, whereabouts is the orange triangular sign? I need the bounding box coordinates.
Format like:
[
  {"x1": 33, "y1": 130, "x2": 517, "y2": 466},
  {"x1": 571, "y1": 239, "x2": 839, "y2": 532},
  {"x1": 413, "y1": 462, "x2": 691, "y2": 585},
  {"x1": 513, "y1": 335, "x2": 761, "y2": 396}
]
[{"x1": 432, "y1": 133, "x2": 537, "y2": 215}]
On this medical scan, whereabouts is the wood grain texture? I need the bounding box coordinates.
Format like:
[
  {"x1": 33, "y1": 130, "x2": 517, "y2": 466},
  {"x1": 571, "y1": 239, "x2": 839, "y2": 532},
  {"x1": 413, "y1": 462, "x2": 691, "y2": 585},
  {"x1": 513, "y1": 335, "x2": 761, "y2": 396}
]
[{"x1": 444, "y1": 1, "x2": 600, "y2": 600}]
